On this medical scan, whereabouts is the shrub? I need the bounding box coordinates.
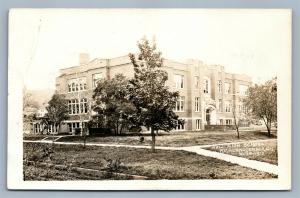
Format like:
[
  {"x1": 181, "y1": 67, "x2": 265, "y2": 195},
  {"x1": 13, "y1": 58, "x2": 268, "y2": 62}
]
[
  {"x1": 139, "y1": 136, "x2": 145, "y2": 143},
  {"x1": 105, "y1": 158, "x2": 122, "y2": 172}
]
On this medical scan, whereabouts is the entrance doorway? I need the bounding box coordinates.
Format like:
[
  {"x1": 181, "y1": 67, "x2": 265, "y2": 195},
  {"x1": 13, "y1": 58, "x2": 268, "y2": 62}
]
[
  {"x1": 205, "y1": 106, "x2": 217, "y2": 125},
  {"x1": 206, "y1": 109, "x2": 211, "y2": 125}
]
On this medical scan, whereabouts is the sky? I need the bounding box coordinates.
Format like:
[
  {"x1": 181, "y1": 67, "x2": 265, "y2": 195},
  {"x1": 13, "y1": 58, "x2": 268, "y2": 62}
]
[{"x1": 9, "y1": 9, "x2": 291, "y2": 90}]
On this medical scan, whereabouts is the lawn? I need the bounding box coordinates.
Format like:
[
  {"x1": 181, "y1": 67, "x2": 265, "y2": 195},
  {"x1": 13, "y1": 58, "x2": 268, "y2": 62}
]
[
  {"x1": 23, "y1": 134, "x2": 47, "y2": 141},
  {"x1": 24, "y1": 142, "x2": 277, "y2": 180},
  {"x1": 24, "y1": 164, "x2": 133, "y2": 180},
  {"x1": 56, "y1": 130, "x2": 277, "y2": 147},
  {"x1": 205, "y1": 140, "x2": 278, "y2": 165}
]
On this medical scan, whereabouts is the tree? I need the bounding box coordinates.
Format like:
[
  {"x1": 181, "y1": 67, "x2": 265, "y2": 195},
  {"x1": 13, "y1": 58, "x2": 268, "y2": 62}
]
[
  {"x1": 91, "y1": 74, "x2": 137, "y2": 135},
  {"x1": 23, "y1": 88, "x2": 38, "y2": 111},
  {"x1": 45, "y1": 93, "x2": 69, "y2": 134},
  {"x1": 23, "y1": 87, "x2": 40, "y2": 133},
  {"x1": 232, "y1": 107, "x2": 240, "y2": 139},
  {"x1": 128, "y1": 37, "x2": 184, "y2": 152},
  {"x1": 244, "y1": 78, "x2": 277, "y2": 137}
]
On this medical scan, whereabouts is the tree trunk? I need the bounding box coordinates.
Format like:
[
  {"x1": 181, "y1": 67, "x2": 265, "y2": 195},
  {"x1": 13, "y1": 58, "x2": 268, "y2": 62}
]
[
  {"x1": 232, "y1": 108, "x2": 239, "y2": 139},
  {"x1": 83, "y1": 128, "x2": 87, "y2": 149},
  {"x1": 119, "y1": 124, "x2": 124, "y2": 135},
  {"x1": 234, "y1": 122, "x2": 239, "y2": 139},
  {"x1": 262, "y1": 117, "x2": 271, "y2": 137},
  {"x1": 115, "y1": 123, "x2": 118, "y2": 136},
  {"x1": 151, "y1": 128, "x2": 156, "y2": 153},
  {"x1": 267, "y1": 122, "x2": 271, "y2": 137}
]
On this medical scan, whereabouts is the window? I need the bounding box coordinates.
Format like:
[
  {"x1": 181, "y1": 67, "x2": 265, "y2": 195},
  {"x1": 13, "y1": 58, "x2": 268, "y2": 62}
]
[
  {"x1": 219, "y1": 119, "x2": 223, "y2": 125},
  {"x1": 92, "y1": 73, "x2": 102, "y2": 88},
  {"x1": 75, "y1": 100, "x2": 79, "y2": 114},
  {"x1": 225, "y1": 119, "x2": 232, "y2": 125},
  {"x1": 218, "y1": 99, "x2": 223, "y2": 112},
  {"x1": 195, "y1": 97, "x2": 201, "y2": 112},
  {"x1": 194, "y1": 76, "x2": 200, "y2": 89},
  {"x1": 71, "y1": 82, "x2": 75, "y2": 92},
  {"x1": 68, "y1": 99, "x2": 79, "y2": 114},
  {"x1": 239, "y1": 103, "x2": 248, "y2": 114},
  {"x1": 174, "y1": 96, "x2": 185, "y2": 112},
  {"x1": 78, "y1": 78, "x2": 87, "y2": 91},
  {"x1": 175, "y1": 120, "x2": 185, "y2": 131},
  {"x1": 217, "y1": 80, "x2": 222, "y2": 93},
  {"x1": 48, "y1": 125, "x2": 53, "y2": 133},
  {"x1": 34, "y1": 124, "x2": 39, "y2": 133},
  {"x1": 225, "y1": 101, "x2": 231, "y2": 112},
  {"x1": 239, "y1": 85, "x2": 248, "y2": 96},
  {"x1": 74, "y1": 122, "x2": 80, "y2": 129},
  {"x1": 68, "y1": 122, "x2": 81, "y2": 132},
  {"x1": 80, "y1": 98, "x2": 88, "y2": 113},
  {"x1": 68, "y1": 78, "x2": 87, "y2": 93},
  {"x1": 203, "y1": 77, "x2": 210, "y2": 94},
  {"x1": 68, "y1": 84, "x2": 71, "y2": 92},
  {"x1": 68, "y1": 98, "x2": 88, "y2": 115},
  {"x1": 67, "y1": 123, "x2": 72, "y2": 132},
  {"x1": 225, "y1": 82, "x2": 231, "y2": 94},
  {"x1": 174, "y1": 74, "x2": 184, "y2": 89},
  {"x1": 68, "y1": 100, "x2": 72, "y2": 114},
  {"x1": 196, "y1": 119, "x2": 201, "y2": 130}
]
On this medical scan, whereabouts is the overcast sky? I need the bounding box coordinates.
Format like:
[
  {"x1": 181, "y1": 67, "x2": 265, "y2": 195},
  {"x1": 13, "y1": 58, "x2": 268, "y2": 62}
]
[{"x1": 9, "y1": 9, "x2": 291, "y2": 90}]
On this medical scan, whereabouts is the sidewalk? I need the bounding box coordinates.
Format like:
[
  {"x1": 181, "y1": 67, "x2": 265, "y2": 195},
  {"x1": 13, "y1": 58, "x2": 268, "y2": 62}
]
[
  {"x1": 183, "y1": 145, "x2": 278, "y2": 175},
  {"x1": 24, "y1": 139, "x2": 278, "y2": 175}
]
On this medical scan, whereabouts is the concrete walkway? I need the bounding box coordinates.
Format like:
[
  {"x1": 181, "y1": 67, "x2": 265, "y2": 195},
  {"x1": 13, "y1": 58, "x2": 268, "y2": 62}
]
[
  {"x1": 198, "y1": 138, "x2": 276, "y2": 148},
  {"x1": 183, "y1": 145, "x2": 278, "y2": 175},
  {"x1": 41, "y1": 136, "x2": 63, "y2": 142},
  {"x1": 24, "y1": 139, "x2": 278, "y2": 175}
]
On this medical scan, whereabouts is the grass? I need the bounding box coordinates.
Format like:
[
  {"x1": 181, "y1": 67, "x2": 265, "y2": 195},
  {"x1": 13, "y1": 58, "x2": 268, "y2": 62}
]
[
  {"x1": 24, "y1": 142, "x2": 277, "y2": 180},
  {"x1": 55, "y1": 130, "x2": 277, "y2": 147},
  {"x1": 23, "y1": 134, "x2": 47, "y2": 141},
  {"x1": 205, "y1": 140, "x2": 278, "y2": 165},
  {"x1": 24, "y1": 164, "x2": 133, "y2": 180}
]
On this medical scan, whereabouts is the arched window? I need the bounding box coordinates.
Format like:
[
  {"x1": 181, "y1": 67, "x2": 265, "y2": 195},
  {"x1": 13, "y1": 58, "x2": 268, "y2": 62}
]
[{"x1": 68, "y1": 78, "x2": 87, "y2": 93}]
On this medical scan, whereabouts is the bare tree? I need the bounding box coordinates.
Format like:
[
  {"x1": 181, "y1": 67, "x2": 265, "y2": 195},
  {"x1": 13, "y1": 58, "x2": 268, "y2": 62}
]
[
  {"x1": 23, "y1": 87, "x2": 39, "y2": 111},
  {"x1": 232, "y1": 107, "x2": 240, "y2": 139}
]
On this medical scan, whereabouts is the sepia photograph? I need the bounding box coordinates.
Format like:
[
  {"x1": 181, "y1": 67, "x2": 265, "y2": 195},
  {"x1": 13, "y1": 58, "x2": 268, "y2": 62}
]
[{"x1": 7, "y1": 9, "x2": 291, "y2": 190}]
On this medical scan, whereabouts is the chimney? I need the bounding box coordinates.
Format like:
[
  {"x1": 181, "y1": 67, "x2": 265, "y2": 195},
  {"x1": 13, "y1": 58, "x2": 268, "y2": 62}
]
[{"x1": 79, "y1": 53, "x2": 90, "y2": 65}]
